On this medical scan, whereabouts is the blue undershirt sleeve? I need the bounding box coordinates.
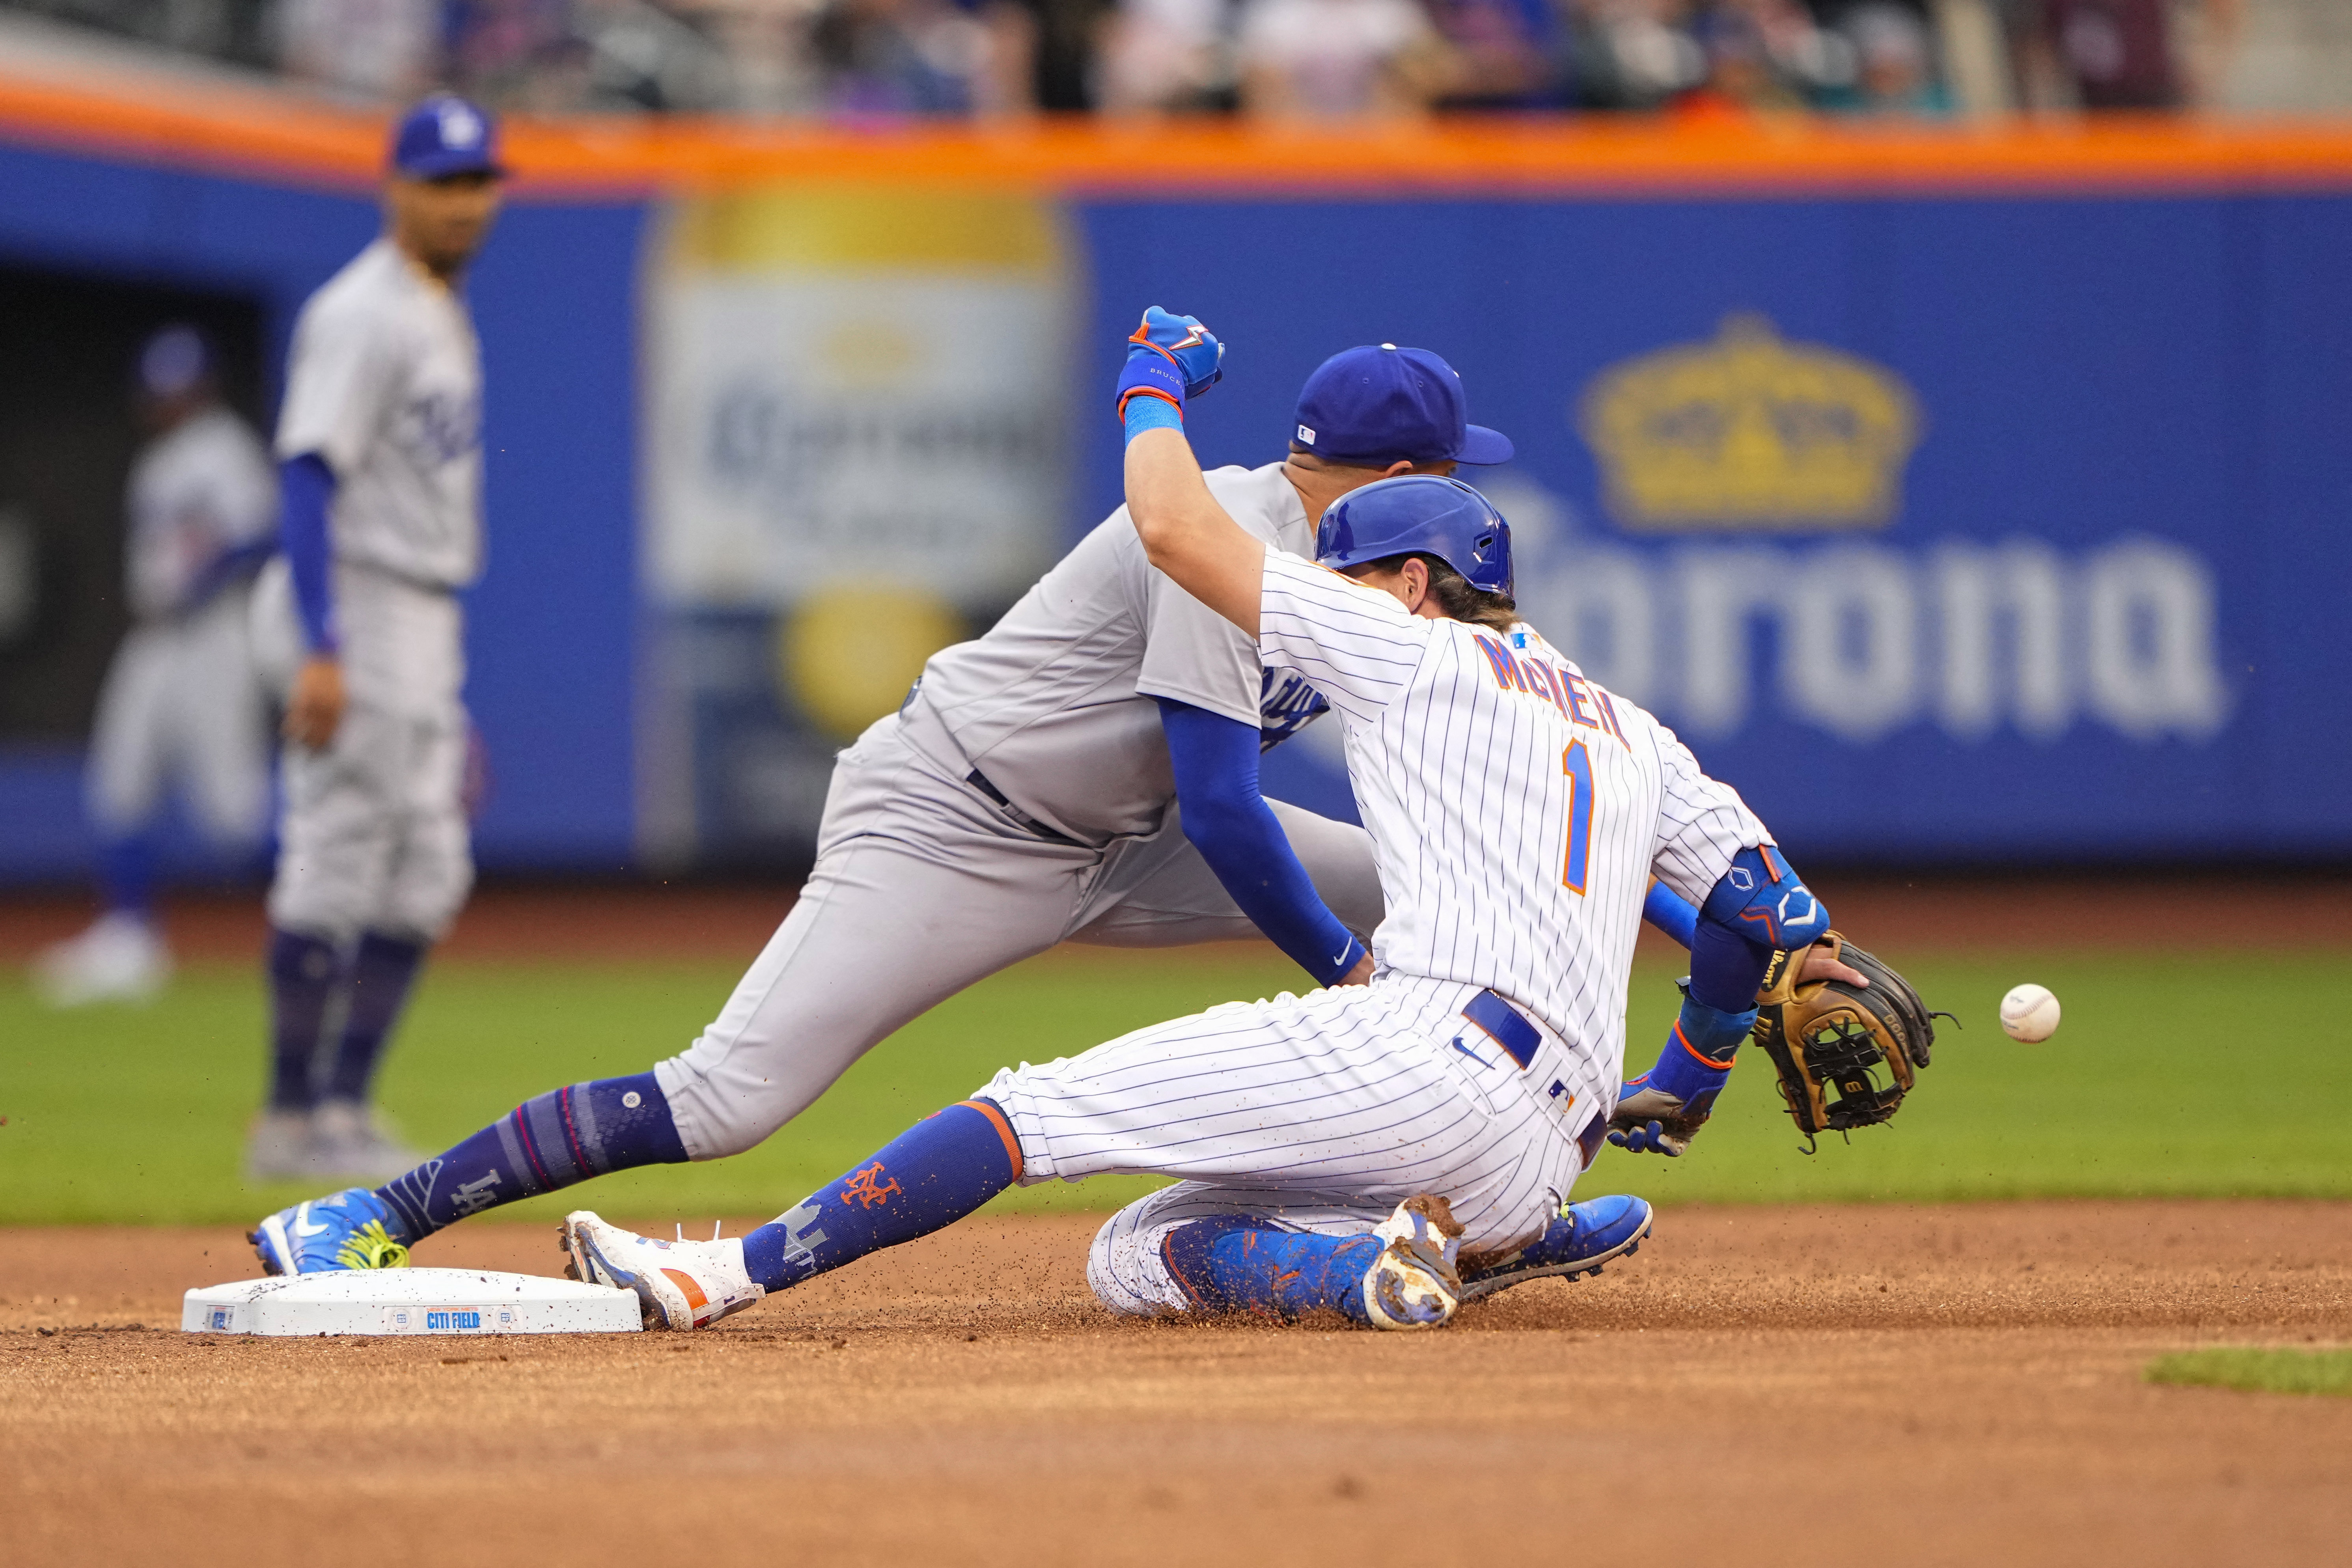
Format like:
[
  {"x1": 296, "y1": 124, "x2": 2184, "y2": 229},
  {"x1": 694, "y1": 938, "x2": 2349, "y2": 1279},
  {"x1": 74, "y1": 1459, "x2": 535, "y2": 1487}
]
[
  {"x1": 1642, "y1": 882, "x2": 1699, "y2": 949},
  {"x1": 278, "y1": 452, "x2": 339, "y2": 655},
  {"x1": 181, "y1": 536, "x2": 275, "y2": 612},
  {"x1": 1156, "y1": 699, "x2": 1366, "y2": 987}
]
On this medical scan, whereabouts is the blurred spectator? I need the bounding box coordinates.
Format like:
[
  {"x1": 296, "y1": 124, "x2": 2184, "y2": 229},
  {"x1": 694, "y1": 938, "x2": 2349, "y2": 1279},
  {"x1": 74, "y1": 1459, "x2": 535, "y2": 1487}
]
[
  {"x1": 1828, "y1": 2, "x2": 1949, "y2": 111},
  {"x1": 1234, "y1": 0, "x2": 1461, "y2": 116},
  {"x1": 566, "y1": 0, "x2": 739, "y2": 111},
  {"x1": 445, "y1": 0, "x2": 577, "y2": 104},
  {"x1": 2037, "y1": 0, "x2": 2179, "y2": 106},
  {"x1": 1425, "y1": 0, "x2": 1557, "y2": 107},
  {"x1": 813, "y1": 0, "x2": 1034, "y2": 115},
  {"x1": 278, "y1": 0, "x2": 438, "y2": 97},
  {"x1": 1561, "y1": 0, "x2": 1702, "y2": 109},
  {"x1": 1093, "y1": 0, "x2": 1231, "y2": 112},
  {"x1": 1676, "y1": 0, "x2": 1856, "y2": 112}
]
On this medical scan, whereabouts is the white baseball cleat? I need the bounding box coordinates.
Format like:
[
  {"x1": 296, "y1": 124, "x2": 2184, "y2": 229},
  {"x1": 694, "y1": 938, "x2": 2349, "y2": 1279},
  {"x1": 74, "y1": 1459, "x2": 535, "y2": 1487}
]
[
  {"x1": 1360, "y1": 1194, "x2": 1466, "y2": 1331},
  {"x1": 561, "y1": 1211, "x2": 765, "y2": 1331},
  {"x1": 33, "y1": 913, "x2": 172, "y2": 1007},
  {"x1": 245, "y1": 1109, "x2": 323, "y2": 1182}
]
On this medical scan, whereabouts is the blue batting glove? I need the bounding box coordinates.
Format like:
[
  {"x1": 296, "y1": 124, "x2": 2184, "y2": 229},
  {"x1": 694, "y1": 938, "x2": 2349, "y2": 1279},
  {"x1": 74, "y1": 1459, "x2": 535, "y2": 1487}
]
[
  {"x1": 1606, "y1": 1039, "x2": 1734, "y2": 1159},
  {"x1": 1609, "y1": 1119, "x2": 1683, "y2": 1158},
  {"x1": 1116, "y1": 306, "x2": 1224, "y2": 422}
]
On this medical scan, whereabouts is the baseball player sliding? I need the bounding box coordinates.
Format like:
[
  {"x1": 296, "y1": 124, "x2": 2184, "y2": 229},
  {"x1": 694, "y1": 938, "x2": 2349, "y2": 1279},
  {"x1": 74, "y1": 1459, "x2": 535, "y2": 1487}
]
[
  {"x1": 265, "y1": 307, "x2": 1842, "y2": 1335},
  {"x1": 35, "y1": 327, "x2": 277, "y2": 1006},
  {"x1": 540, "y1": 308, "x2": 1846, "y2": 1330},
  {"x1": 244, "y1": 96, "x2": 504, "y2": 1182},
  {"x1": 254, "y1": 314, "x2": 1528, "y2": 1268}
]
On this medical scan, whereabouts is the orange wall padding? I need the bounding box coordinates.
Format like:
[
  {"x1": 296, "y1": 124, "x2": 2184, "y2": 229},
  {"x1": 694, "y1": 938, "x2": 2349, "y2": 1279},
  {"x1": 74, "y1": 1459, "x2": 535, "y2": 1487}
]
[{"x1": 6, "y1": 67, "x2": 2352, "y2": 197}]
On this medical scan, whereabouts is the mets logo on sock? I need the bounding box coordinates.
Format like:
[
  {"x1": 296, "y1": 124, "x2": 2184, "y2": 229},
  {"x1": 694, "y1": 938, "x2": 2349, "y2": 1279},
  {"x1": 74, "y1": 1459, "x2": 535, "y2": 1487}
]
[{"x1": 842, "y1": 1162, "x2": 902, "y2": 1209}]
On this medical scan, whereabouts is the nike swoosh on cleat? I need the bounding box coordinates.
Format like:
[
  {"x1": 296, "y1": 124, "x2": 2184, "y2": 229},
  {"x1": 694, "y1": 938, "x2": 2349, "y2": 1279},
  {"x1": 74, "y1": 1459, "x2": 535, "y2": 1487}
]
[{"x1": 293, "y1": 1206, "x2": 329, "y2": 1238}]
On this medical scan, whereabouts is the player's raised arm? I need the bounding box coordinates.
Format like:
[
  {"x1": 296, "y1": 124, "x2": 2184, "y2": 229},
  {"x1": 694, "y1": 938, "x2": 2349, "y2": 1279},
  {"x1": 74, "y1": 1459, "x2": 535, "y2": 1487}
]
[{"x1": 1117, "y1": 308, "x2": 1268, "y2": 637}]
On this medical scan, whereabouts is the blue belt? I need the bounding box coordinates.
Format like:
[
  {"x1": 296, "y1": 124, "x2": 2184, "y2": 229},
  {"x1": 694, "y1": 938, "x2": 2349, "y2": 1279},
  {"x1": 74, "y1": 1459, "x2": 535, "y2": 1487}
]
[{"x1": 1461, "y1": 989, "x2": 1542, "y2": 1071}]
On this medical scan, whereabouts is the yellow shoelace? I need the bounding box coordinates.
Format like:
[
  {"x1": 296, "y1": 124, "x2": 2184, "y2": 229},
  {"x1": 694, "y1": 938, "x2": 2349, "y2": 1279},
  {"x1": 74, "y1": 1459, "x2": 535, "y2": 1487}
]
[{"x1": 334, "y1": 1219, "x2": 412, "y2": 1270}]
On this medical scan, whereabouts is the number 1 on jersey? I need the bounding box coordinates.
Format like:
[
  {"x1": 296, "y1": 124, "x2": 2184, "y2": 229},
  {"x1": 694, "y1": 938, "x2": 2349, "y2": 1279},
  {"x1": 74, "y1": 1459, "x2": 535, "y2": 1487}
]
[{"x1": 1561, "y1": 741, "x2": 1592, "y2": 894}]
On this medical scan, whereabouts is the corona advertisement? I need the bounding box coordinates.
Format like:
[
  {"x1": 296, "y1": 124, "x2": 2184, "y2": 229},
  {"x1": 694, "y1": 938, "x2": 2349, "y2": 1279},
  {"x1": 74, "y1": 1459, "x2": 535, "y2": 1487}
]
[{"x1": 638, "y1": 185, "x2": 1078, "y2": 864}]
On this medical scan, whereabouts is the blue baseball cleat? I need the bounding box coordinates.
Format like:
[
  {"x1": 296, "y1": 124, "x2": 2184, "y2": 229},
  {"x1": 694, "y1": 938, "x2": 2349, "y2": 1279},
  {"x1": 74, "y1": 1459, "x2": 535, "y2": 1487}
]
[
  {"x1": 250, "y1": 1187, "x2": 412, "y2": 1275},
  {"x1": 1455, "y1": 1194, "x2": 1653, "y2": 1303}
]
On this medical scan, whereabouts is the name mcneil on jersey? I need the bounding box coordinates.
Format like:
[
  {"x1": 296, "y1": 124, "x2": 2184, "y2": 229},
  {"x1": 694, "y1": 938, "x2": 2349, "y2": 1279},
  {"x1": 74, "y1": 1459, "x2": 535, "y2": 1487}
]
[{"x1": 1469, "y1": 632, "x2": 1633, "y2": 750}]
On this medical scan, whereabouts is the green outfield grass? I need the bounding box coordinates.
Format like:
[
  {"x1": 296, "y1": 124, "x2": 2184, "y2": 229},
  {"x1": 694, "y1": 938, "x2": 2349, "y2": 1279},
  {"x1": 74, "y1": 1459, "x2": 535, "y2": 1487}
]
[
  {"x1": 2145, "y1": 1348, "x2": 2352, "y2": 1398},
  {"x1": 1, "y1": 943, "x2": 2347, "y2": 1227}
]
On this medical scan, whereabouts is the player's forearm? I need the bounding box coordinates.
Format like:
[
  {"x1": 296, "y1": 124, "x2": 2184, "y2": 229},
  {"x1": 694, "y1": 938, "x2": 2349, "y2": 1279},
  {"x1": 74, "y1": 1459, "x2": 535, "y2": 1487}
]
[
  {"x1": 1159, "y1": 699, "x2": 1365, "y2": 986},
  {"x1": 1689, "y1": 845, "x2": 1829, "y2": 1010},
  {"x1": 278, "y1": 452, "x2": 341, "y2": 655},
  {"x1": 1124, "y1": 426, "x2": 1266, "y2": 636}
]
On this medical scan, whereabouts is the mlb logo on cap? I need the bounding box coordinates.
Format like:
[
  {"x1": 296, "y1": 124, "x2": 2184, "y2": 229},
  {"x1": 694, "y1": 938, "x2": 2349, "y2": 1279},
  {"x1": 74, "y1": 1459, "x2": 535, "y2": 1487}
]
[{"x1": 390, "y1": 94, "x2": 505, "y2": 181}]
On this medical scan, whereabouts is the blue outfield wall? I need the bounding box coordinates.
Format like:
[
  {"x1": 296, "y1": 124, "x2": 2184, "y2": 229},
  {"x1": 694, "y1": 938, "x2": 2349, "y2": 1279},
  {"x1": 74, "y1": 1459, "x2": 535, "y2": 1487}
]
[{"x1": 1, "y1": 132, "x2": 2347, "y2": 876}]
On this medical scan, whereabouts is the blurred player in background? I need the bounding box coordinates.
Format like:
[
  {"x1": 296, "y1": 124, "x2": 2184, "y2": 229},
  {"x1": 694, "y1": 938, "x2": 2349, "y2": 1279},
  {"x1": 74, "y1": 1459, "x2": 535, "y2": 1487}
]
[
  {"x1": 35, "y1": 326, "x2": 277, "y2": 1007},
  {"x1": 243, "y1": 95, "x2": 504, "y2": 1182}
]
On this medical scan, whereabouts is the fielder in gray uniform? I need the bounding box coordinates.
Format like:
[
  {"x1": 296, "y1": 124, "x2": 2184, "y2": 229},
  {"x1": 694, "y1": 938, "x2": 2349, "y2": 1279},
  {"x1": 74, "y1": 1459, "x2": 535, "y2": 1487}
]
[
  {"x1": 35, "y1": 326, "x2": 277, "y2": 1007},
  {"x1": 244, "y1": 95, "x2": 504, "y2": 1184},
  {"x1": 253, "y1": 337, "x2": 1523, "y2": 1271}
]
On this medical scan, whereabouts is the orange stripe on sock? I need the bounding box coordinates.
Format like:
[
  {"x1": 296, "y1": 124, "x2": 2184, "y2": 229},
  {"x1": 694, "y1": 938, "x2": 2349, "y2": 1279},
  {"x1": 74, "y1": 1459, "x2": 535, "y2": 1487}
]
[
  {"x1": 661, "y1": 1268, "x2": 708, "y2": 1311},
  {"x1": 959, "y1": 1099, "x2": 1025, "y2": 1181}
]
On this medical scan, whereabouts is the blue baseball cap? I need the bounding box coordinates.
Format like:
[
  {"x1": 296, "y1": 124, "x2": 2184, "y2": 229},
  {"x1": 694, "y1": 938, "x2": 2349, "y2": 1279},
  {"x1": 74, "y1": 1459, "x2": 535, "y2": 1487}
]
[
  {"x1": 137, "y1": 324, "x2": 212, "y2": 400},
  {"x1": 1292, "y1": 344, "x2": 1513, "y2": 467},
  {"x1": 390, "y1": 94, "x2": 504, "y2": 180}
]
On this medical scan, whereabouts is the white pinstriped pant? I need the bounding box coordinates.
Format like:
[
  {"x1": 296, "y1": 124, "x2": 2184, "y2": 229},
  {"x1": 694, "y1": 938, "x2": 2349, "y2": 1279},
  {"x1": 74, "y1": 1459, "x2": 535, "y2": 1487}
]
[{"x1": 978, "y1": 973, "x2": 1616, "y2": 1316}]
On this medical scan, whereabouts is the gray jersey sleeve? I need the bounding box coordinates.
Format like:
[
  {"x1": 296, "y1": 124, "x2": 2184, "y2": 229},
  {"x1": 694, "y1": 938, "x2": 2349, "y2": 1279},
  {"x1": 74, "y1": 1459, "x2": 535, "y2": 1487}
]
[
  {"x1": 1131, "y1": 467, "x2": 1310, "y2": 728},
  {"x1": 1132, "y1": 530, "x2": 1268, "y2": 727},
  {"x1": 275, "y1": 289, "x2": 401, "y2": 476}
]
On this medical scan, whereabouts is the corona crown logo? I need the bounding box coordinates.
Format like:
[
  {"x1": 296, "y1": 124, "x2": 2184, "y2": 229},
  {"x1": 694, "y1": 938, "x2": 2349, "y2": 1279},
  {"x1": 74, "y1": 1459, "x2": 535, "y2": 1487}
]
[{"x1": 1579, "y1": 314, "x2": 1919, "y2": 531}]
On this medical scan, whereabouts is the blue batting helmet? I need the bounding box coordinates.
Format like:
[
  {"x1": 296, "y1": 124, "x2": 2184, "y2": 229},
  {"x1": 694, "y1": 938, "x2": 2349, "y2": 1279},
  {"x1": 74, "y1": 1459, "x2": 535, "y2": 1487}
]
[{"x1": 1314, "y1": 475, "x2": 1514, "y2": 598}]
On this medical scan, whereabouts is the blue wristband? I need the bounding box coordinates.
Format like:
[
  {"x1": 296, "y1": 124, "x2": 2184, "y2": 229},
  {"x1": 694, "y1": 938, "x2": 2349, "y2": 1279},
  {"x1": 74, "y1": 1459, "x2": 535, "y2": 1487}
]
[{"x1": 1123, "y1": 395, "x2": 1185, "y2": 443}]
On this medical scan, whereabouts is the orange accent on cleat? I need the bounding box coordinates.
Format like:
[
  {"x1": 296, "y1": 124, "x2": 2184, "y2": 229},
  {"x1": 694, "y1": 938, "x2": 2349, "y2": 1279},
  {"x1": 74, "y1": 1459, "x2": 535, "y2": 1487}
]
[{"x1": 661, "y1": 1268, "x2": 708, "y2": 1312}]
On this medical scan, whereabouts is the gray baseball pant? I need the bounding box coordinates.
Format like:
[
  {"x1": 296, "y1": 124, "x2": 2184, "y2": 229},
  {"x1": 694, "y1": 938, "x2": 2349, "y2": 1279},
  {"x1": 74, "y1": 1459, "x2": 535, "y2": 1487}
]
[{"x1": 653, "y1": 714, "x2": 1384, "y2": 1161}]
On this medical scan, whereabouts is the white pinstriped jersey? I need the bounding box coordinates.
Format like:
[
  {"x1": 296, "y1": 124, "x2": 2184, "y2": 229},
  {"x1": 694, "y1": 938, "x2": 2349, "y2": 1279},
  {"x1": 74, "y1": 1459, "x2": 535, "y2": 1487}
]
[{"x1": 1256, "y1": 549, "x2": 1768, "y2": 1079}]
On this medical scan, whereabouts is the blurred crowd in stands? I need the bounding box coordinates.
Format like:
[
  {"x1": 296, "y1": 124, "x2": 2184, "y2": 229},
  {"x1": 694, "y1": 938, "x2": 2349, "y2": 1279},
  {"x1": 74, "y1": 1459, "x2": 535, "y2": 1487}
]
[{"x1": 8, "y1": 0, "x2": 2348, "y2": 119}]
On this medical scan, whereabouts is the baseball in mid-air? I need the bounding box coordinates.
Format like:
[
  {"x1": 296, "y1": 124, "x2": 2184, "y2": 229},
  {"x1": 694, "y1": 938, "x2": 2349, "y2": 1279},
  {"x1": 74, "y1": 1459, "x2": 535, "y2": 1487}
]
[{"x1": 2000, "y1": 983, "x2": 2061, "y2": 1042}]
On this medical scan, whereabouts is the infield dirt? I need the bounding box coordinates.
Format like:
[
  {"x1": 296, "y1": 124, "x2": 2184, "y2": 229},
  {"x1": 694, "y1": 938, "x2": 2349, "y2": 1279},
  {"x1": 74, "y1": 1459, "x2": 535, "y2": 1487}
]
[{"x1": 6, "y1": 1200, "x2": 2348, "y2": 1567}]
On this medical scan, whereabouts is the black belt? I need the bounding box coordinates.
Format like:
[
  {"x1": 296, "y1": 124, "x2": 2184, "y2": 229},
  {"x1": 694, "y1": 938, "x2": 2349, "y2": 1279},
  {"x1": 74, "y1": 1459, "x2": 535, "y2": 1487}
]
[
  {"x1": 966, "y1": 770, "x2": 1082, "y2": 846},
  {"x1": 1461, "y1": 989, "x2": 1543, "y2": 1070}
]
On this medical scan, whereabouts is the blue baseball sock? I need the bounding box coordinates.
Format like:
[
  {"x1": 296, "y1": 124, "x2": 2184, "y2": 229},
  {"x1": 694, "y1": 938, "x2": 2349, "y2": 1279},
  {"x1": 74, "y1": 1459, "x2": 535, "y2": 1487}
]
[
  {"x1": 1161, "y1": 1219, "x2": 1383, "y2": 1324},
  {"x1": 320, "y1": 932, "x2": 426, "y2": 1104},
  {"x1": 265, "y1": 927, "x2": 340, "y2": 1112},
  {"x1": 740, "y1": 1100, "x2": 1021, "y2": 1292},
  {"x1": 95, "y1": 833, "x2": 157, "y2": 920},
  {"x1": 374, "y1": 1071, "x2": 687, "y2": 1243}
]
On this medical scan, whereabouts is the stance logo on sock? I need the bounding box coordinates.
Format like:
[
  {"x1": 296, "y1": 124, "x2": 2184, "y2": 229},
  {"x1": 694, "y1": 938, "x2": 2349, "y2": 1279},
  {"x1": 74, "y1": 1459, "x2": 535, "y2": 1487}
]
[
  {"x1": 842, "y1": 1163, "x2": 902, "y2": 1210},
  {"x1": 452, "y1": 1170, "x2": 503, "y2": 1217}
]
